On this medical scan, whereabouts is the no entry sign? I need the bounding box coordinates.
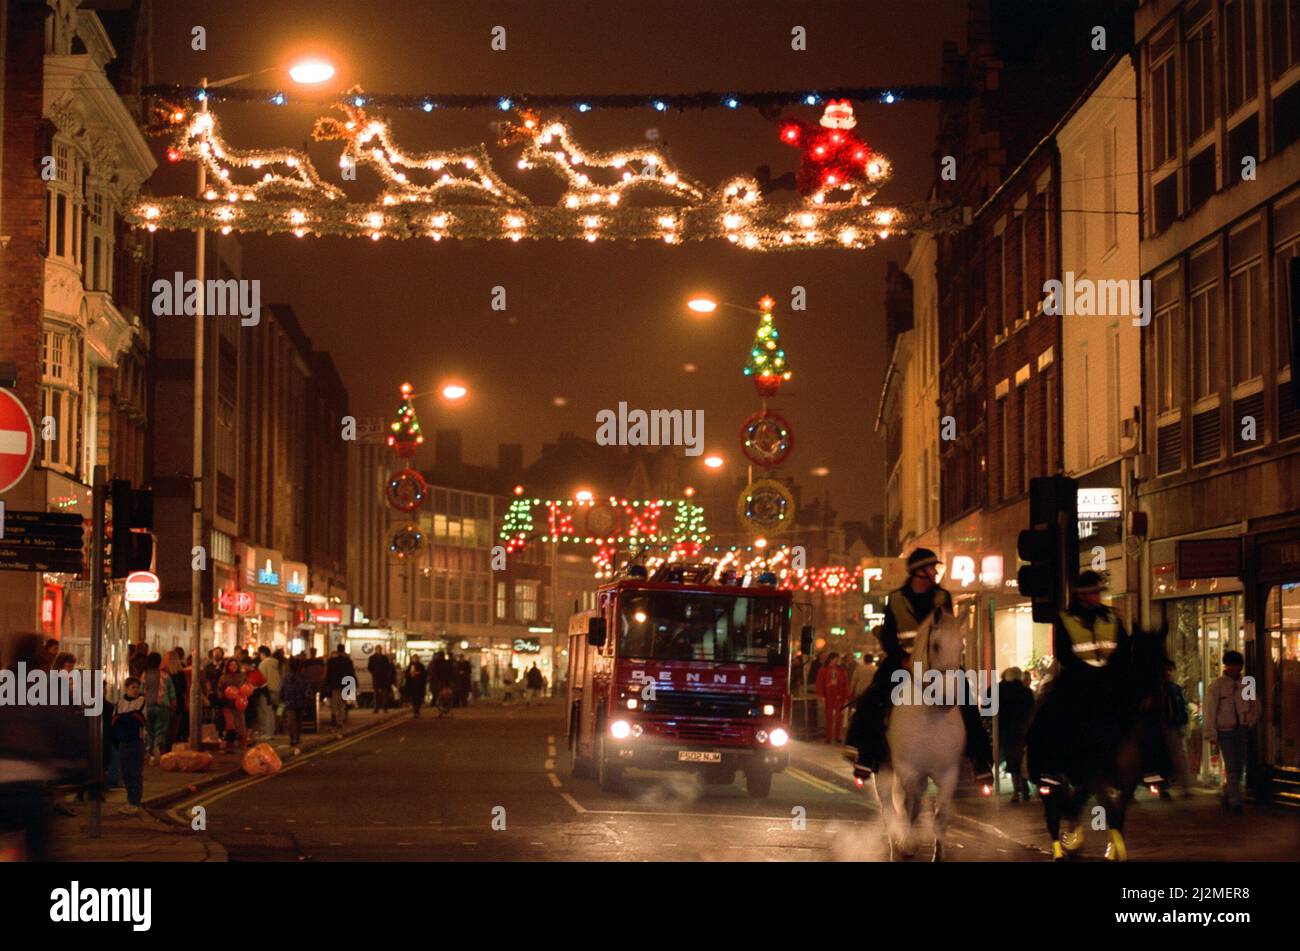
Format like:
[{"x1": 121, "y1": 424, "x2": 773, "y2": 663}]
[{"x1": 0, "y1": 389, "x2": 36, "y2": 496}]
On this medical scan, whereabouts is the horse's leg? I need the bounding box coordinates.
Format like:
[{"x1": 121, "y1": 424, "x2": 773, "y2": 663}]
[
  {"x1": 1059, "y1": 786, "x2": 1090, "y2": 857},
  {"x1": 896, "y1": 768, "x2": 924, "y2": 860},
  {"x1": 1102, "y1": 782, "x2": 1135, "y2": 862},
  {"x1": 873, "y1": 766, "x2": 897, "y2": 859},
  {"x1": 931, "y1": 764, "x2": 959, "y2": 862}
]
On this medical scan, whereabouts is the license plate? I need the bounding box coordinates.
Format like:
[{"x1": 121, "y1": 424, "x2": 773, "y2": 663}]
[{"x1": 678, "y1": 751, "x2": 722, "y2": 763}]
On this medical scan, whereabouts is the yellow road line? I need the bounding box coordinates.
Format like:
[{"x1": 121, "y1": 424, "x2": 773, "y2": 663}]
[
  {"x1": 166, "y1": 715, "x2": 410, "y2": 824},
  {"x1": 560, "y1": 792, "x2": 587, "y2": 814},
  {"x1": 786, "y1": 766, "x2": 847, "y2": 795}
]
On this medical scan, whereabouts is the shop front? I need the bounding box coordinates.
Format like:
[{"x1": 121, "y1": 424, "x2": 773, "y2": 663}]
[
  {"x1": 1251, "y1": 528, "x2": 1300, "y2": 804},
  {"x1": 1149, "y1": 531, "x2": 1246, "y2": 785}
]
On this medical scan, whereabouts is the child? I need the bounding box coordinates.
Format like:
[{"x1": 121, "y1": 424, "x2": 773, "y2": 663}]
[
  {"x1": 217, "y1": 658, "x2": 249, "y2": 752},
  {"x1": 111, "y1": 677, "x2": 148, "y2": 815},
  {"x1": 1204, "y1": 650, "x2": 1260, "y2": 814}
]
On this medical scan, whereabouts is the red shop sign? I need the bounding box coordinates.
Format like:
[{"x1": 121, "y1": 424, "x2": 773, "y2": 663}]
[{"x1": 218, "y1": 590, "x2": 255, "y2": 615}]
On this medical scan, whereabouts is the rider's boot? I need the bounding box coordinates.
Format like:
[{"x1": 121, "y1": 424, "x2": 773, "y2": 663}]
[
  {"x1": 1060, "y1": 822, "x2": 1085, "y2": 853},
  {"x1": 1104, "y1": 828, "x2": 1128, "y2": 862},
  {"x1": 960, "y1": 702, "x2": 994, "y2": 785},
  {"x1": 1051, "y1": 840, "x2": 1067, "y2": 862}
]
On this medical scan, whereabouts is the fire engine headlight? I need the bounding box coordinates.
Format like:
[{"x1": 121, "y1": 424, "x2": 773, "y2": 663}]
[
  {"x1": 756, "y1": 729, "x2": 769, "y2": 744},
  {"x1": 610, "y1": 719, "x2": 631, "y2": 740},
  {"x1": 768, "y1": 728, "x2": 789, "y2": 748},
  {"x1": 627, "y1": 698, "x2": 638, "y2": 710},
  {"x1": 631, "y1": 723, "x2": 643, "y2": 737},
  {"x1": 762, "y1": 704, "x2": 776, "y2": 716}
]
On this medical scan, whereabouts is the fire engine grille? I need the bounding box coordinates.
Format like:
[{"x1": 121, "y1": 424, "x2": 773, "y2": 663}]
[
  {"x1": 644, "y1": 690, "x2": 758, "y2": 718},
  {"x1": 658, "y1": 721, "x2": 747, "y2": 744}
]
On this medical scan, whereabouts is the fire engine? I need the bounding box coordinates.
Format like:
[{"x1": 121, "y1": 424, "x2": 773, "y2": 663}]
[{"x1": 566, "y1": 562, "x2": 808, "y2": 798}]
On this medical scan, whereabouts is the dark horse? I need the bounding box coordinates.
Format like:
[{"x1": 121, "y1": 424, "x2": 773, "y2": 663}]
[{"x1": 1026, "y1": 625, "x2": 1170, "y2": 862}]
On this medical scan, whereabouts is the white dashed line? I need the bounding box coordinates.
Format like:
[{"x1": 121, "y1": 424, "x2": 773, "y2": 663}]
[
  {"x1": 544, "y1": 758, "x2": 555, "y2": 770},
  {"x1": 560, "y1": 792, "x2": 587, "y2": 814},
  {"x1": 547, "y1": 772, "x2": 562, "y2": 788}
]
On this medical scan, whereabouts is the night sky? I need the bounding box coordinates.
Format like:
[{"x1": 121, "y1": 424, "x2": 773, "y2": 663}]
[{"x1": 147, "y1": 0, "x2": 970, "y2": 522}]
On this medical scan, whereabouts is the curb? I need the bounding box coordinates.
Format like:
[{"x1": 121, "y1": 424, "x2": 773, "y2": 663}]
[{"x1": 143, "y1": 711, "x2": 402, "y2": 811}]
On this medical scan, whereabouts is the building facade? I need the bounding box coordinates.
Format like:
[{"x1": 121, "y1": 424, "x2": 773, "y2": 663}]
[{"x1": 1134, "y1": 0, "x2": 1300, "y2": 800}]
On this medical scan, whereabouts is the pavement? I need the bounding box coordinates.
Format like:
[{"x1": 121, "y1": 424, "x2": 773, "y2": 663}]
[{"x1": 48, "y1": 699, "x2": 439, "y2": 861}]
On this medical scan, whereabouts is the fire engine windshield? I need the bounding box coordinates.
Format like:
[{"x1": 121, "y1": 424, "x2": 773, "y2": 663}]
[{"x1": 618, "y1": 591, "x2": 789, "y2": 664}]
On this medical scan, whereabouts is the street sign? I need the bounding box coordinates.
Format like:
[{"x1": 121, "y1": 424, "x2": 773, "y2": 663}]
[
  {"x1": 0, "y1": 389, "x2": 36, "y2": 495},
  {"x1": 310, "y1": 608, "x2": 342, "y2": 624},
  {"x1": 124, "y1": 570, "x2": 161, "y2": 603},
  {"x1": 0, "y1": 509, "x2": 85, "y2": 573}
]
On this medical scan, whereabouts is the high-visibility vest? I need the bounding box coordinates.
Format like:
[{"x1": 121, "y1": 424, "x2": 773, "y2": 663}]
[
  {"x1": 886, "y1": 587, "x2": 953, "y2": 650},
  {"x1": 1059, "y1": 610, "x2": 1119, "y2": 668}
]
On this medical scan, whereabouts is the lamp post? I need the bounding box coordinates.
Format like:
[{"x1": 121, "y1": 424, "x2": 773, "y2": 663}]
[{"x1": 187, "y1": 60, "x2": 335, "y2": 753}]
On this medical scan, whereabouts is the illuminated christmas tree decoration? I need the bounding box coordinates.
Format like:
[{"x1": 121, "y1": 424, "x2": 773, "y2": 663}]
[
  {"x1": 744, "y1": 297, "x2": 793, "y2": 397},
  {"x1": 386, "y1": 382, "x2": 425, "y2": 458}
]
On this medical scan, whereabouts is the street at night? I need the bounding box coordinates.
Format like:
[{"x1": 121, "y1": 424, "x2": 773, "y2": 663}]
[{"x1": 2, "y1": 0, "x2": 1300, "y2": 936}]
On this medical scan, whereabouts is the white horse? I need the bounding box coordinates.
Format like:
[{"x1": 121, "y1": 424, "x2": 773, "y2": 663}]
[{"x1": 874, "y1": 606, "x2": 969, "y2": 861}]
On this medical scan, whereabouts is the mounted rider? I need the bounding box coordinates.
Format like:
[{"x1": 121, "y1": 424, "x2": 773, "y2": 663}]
[
  {"x1": 845, "y1": 547, "x2": 994, "y2": 784},
  {"x1": 1029, "y1": 569, "x2": 1161, "y2": 788}
]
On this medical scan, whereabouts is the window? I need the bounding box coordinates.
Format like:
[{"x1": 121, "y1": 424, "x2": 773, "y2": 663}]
[
  {"x1": 1270, "y1": 0, "x2": 1300, "y2": 81},
  {"x1": 994, "y1": 233, "x2": 1007, "y2": 332},
  {"x1": 1186, "y1": 4, "x2": 1216, "y2": 143},
  {"x1": 1042, "y1": 366, "x2": 1056, "y2": 475},
  {"x1": 496, "y1": 581, "x2": 506, "y2": 619},
  {"x1": 514, "y1": 582, "x2": 538, "y2": 623},
  {"x1": 1229, "y1": 219, "x2": 1265, "y2": 385},
  {"x1": 1275, "y1": 191, "x2": 1300, "y2": 371},
  {"x1": 1103, "y1": 123, "x2": 1119, "y2": 251},
  {"x1": 1190, "y1": 242, "x2": 1222, "y2": 400},
  {"x1": 1226, "y1": 0, "x2": 1259, "y2": 114},
  {"x1": 40, "y1": 327, "x2": 81, "y2": 474},
  {"x1": 1150, "y1": 28, "x2": 1179, "y2": 170},
  {"x1": 1074, "y1": 147, "x2": 1089, "y2": 263},
  {"x1": 1154, "y1": 266, "x2": 1184, "y2": 414}
]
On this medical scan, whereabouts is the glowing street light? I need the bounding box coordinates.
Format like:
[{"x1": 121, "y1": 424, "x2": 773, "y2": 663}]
[
  {"x1": 441, "y1": 384, "x2": 468, "y2": 401},
  {"x1": 575, "y1": 489, "x2": 594, "y2": 503},
  {"x1": 704, "y1": 454, "x2": 725, "y2": 469},
  {"x1": 687, "y1": 297, "x2": 718, "y2": 313},
  {"x1": 288, "y1": 58, "x2": 335, "y2": 84}
]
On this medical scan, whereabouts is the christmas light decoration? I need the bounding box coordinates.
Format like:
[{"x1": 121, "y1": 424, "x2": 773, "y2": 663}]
[
  {"x1": 126, "y1": 95, "x2": 946, "y2": 248},
  {"x1": 740, "y1": 410, "x2": 794, "y2": 467},
  {"x1": 314, "y1": 95, "x2": 527, "y2": 209},
  {"x1": 386, "y1": 382, "x2": 424, "y2": 458},
  {"x1": 744, "y1": 296, "x2": 793, "y2": 396},
  {"x1": 385, "y1": 468, "x2": 428, "y2": 512},
  {"x1": 143, "y1": 83, "x2": 970, "y2": 113},
  {"x1": 779, "y1": 99, "x2": 890, "y2": 204},
  {"x1": 737, "y1": 480, "x2": 795, "y2": 535},
  {"x1": 390, "y1": 525, "x2": 424, "y2": 558},
  {"x1": 500, "y1": 497, "x2": 708, "y2": 549}
]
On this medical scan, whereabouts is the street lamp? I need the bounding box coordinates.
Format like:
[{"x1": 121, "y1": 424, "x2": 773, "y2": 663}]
[
  {"x1": 188, "y1": 57, "x2": 336, "y2": 755},
  {"x1": 703, "y1": 454, "x2": 725, "y2": 469},
  {"x1": 441, "y1": 384, "x2": 468, "y2": 401},
  {"x1": 685, "y1": 295, "x2": 764, "y2": 316}
]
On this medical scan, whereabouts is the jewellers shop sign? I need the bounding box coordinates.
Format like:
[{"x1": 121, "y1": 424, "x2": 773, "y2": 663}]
[{"x1": 243, "y1": 545, "x2": 283, "y2": 590}]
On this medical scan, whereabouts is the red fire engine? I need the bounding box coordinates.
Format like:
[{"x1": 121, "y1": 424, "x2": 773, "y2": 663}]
[{"x1": 566, "y1": 562, "x2": 807, "y2": 798}]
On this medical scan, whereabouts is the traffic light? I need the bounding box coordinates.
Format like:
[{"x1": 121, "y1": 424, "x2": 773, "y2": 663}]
[
  {"x1": 1016, "y1": 475, "x2": 1079, "y2": 623},
  {"x1": 110, "y1": 480, "x2": 154, "y2": 578}
]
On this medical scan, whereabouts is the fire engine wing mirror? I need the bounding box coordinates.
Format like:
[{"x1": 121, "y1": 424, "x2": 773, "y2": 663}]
[
  {"x1": 800, "y1": 625, "x2": 814, "y2": 656},
  {"x1": 587, "y1": 617, "x2": 607, "y2": 647}
]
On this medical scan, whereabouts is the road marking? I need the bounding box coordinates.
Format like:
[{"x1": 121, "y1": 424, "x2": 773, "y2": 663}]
[
  {"x1": 547, "y1": 772, "x2": 562, "y2": 788},
  {"x1": 560, "y1": 792, "x2": 587, "y2": 814},
  {"x1": 166, "y1": 715, "x2": 410, "y2": 824},
  {"x1": 547, "y1": 735, "x2": 555, "y2": 742},
  {"x1": 544, "y1": 758, "x2": 555, "y2": 770},
  {"x1": 786, "y1": 767, "x2": 848, "y2": 795},
  {"x1": 462, "y1": 841, "x2": 478, "y2": 846},
  {"x1": 580, "y1": 808, "x2": 854, "y2": 823}
]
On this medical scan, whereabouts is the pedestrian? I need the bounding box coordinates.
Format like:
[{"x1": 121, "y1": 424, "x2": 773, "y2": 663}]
[
  {"x1": 279, "y1": 657, "x2": 313, "y2": 755},
  {"x1": 128, "y1": 641, "x2": 150, "y2": 679},
  {"x1": 111, "y1": 677, "x2": 148, "y2": 814},
  {"x1": 404, "y1": 656, "x2": 428, "y2": 717},
  {"x1": 1205, "y1": 650, "x2": 1260, "y2": 814},
  {"x1": 815, "y1": 652, "x2": 850, "y2": 744},
  {"x1": 525, "y1": 662, "x2": 544, "y2": 704},
  {"x1": 455, "y1": 656, "x2": 472, "y2": 707},
  {"x1": 432, "y1": 650, "x2": 452, "y2": 704},
  {"x1": 996, "y1": 667, "x2": 1035, "y2": 803},
  {"x1": 257, "y1": 645, "x2": 282, "y2": 738},
  {"x1": 326, "y1": 644, "x2": 357, "y2": 727},
  {"x1": 42, "y1": 639, "x2": 61, "y2": 670},
  {"x1": 216, "y1": 658, "x2": 249, "y2": 752},
  {"x1": 1160, "y1": 660, "x2": 1191, "y2": 800},
  {"x1": 140, "y1": 652, "x2": 175, "y2": 764},
  {"x1": 165, "y1": 651, "x2": 189, "y2": 748},
  {"x1": 849, "y1": 650, "x2": 876, "y2": 705},
  {"x1": 479, "y1": 664, "x2": 490, "y2": 700},
  {"x1": 368, "y1": 645, "x2": 393, "y2": 713}
]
